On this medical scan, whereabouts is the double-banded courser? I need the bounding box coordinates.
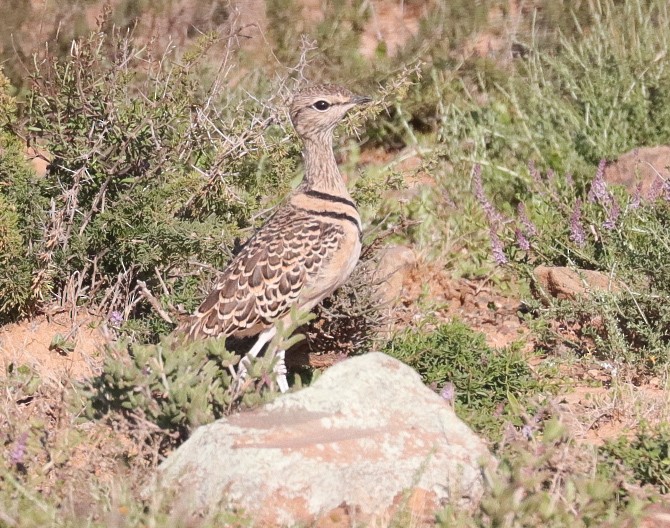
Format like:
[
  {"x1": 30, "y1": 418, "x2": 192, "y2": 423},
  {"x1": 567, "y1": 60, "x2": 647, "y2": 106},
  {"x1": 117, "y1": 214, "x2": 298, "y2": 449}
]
[{"x1": 178, "y1": 85, "x2": 371, "y2": 392}]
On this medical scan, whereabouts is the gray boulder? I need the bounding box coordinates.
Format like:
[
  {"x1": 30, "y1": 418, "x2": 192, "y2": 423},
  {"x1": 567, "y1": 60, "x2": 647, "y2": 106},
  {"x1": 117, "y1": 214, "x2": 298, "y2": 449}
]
[{"x1": 155, "y1": 352, "x2": 493, "y2": 526}]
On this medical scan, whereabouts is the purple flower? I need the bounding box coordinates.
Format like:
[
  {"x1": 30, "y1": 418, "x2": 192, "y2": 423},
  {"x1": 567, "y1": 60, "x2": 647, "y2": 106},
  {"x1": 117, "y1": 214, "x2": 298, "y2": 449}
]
[
  {"x1": 10, "y1": 432, "x2": 28, "y2": 466},
  {"x1": 440, "y1": 382, "x2": 455, "y2": 404},
  {"x1": 569, "y1": 199, "x2": 586, "y2": 247},
  {"x1": 489, "y1": 228, "x2": 508, "y2": 265},
  {"x1": 515, "y1": 228, "x2": 530, "y2": 251},
  {"x1": 603, "y1": 200, "x2": 621, "y2": 230},
  {"x1": 473, "y1": 164, "x2": 502, "y2": 224},
  {"x1": 630, "y1": 183, "x2": 642, "y2": 210},
  {"x1": 565, "y1": 173, "x2": 574, "y2": 187},
  {"x1": 516, "y1": 202, "x2": 537, "y2": 237},
  {"x1": 529, "y1": 160, "x2": 542, "y2": 187},
  {"x1": 587, "y1": 159, "x2": 608, "y2": 204},
  {"x1": 648, "y1": 177, "x2": 664, "y2": 201},
  {"x1": 546, "y1": 168, "x2": 555, "y2": 185},
  {"x1": 584, "y1": 160, "x2": 622, "y2": 229},
  {"x1": 521, "y1": 424, "x2": 534, "y2": 440},
  {"x1": 109, "y1": 311, "x2": 123, "y2": 327}
]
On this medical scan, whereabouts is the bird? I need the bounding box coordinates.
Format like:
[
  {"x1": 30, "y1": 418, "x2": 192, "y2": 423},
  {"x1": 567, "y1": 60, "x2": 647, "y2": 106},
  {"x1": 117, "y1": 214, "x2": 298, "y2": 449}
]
[{"x1": 177, "y1": 84, "x2": 372, "y2": 392}]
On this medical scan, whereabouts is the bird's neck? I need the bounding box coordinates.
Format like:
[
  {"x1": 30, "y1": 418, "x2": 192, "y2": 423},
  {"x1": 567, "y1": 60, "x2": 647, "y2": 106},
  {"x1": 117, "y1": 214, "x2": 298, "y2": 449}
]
[{"x1": 300, "y1": 133, "x2": 350, "y2": 197}]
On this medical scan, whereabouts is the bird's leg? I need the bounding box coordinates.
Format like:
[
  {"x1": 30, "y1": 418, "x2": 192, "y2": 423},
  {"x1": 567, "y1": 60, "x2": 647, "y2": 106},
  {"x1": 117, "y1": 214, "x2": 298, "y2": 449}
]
[
  {"x1": 236, "y1": 326, "x2": 277, "y2": 382},
  {"x1": 273, "y1": 349, "x2": 289, "y2": 393},
  {"x1": 235, "y1": 326, "x2": 290, "y2": 393}
]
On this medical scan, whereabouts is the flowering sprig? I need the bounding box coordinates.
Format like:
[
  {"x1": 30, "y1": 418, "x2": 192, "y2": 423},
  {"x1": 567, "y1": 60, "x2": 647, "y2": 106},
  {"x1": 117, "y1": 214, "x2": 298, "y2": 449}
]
[
  {"x1": 647, "y1": 178, "x2": 664, "y2": 201},
  {"x1": 440, "y1": 382, "x2": 455, "y2": 405},
  {"x1": 109, "y1": 310, "x2": 123, "y2": 328},
  {"x1": 515, "y1": 228, "x2": 530, "y2": 251},
  {"x1": 529, "y1": 160, "x2": 542, "y2": 189},
  {"x1": 490, "y1": 228, "x2": 508, "y2": 265},
  {"x1": 587, "y1": 160, "x2": 608, "y2": 205},
  {"x1": 630, "y1": 183, "x2": 642, "y2": 210},
  {"x1": 587, "y1": 159, "x2": 622, "y2": 231},
  {"x1": 569, "y1": 199, "x2": 586, "y2": 247},
  {"x1": 473, "y1": 164, "x2": 508, "y2": 265},
  {"x1": 603, "y1": 200, "x2": 621, "y2": 230},
  {"x1": 9, "y1": 432, "x2": 28, "y2": 466},
  {"x1": 514, "y1": 202, "x2": 538, "y2": 251},
  {"x1": 473, "y1": 164, "x2": 503, "y2": 225},
  {"x1": 517, "y1": 202, "x2": 538, "y2": 237}
]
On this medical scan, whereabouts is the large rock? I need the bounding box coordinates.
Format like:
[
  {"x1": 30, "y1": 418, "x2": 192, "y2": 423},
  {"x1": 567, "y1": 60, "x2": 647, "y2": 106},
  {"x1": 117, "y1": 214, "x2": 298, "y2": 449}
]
[{"x1": 155, "y1": 352, "x2": 492, "y2": 526}]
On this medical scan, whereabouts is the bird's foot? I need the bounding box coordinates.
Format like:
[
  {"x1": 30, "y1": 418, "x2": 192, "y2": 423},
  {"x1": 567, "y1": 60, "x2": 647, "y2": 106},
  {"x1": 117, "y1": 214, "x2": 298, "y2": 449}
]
[
  {"x1": 232, "y1": 327, "x2": 278, "y2": 392},
  {"x1": 232, "y1": 356, "x2": 251, "y2": 391}
]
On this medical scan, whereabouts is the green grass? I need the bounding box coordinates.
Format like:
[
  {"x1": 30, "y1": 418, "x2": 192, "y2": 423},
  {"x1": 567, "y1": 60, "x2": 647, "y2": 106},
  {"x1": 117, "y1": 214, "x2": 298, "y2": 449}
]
[
  {"x1": 385, "y1": 320, "x2": 546, "y2": 440},
  {"x1": 600, "y1": 422, "x2": 670, "y2": 495}
]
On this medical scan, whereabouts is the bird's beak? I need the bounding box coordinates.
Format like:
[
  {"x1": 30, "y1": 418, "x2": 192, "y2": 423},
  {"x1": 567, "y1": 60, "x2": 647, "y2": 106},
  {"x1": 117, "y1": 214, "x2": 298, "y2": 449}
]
[{"x1": 351, "y1": 95, "x2": 372, "y2": 105}]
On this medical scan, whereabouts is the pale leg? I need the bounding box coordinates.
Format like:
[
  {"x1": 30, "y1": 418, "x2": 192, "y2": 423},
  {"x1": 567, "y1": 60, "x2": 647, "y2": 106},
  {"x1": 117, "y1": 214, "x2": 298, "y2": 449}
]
[
  {"x1": 274, "y1": 349, "x2": 289, "y2": 393},
  {"x1": 237, "y1": 326, "x2": 277, "y2": 380}
]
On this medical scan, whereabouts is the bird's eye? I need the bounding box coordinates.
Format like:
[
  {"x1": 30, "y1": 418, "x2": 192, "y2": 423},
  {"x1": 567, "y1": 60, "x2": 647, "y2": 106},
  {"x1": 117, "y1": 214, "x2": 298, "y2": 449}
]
[{"x1": 312, "y1": 100, "x2": 330, "y2": 111}]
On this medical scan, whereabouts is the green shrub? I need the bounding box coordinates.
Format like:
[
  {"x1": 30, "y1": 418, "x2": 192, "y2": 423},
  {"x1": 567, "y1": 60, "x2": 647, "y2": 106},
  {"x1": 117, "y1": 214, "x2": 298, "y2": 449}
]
[
  {"x1": 85, "y1": 335, "x2": 286, "y2": 448},
  {"x1": 385, "y1": 320, "x2": 543, "y2": 438},
  {"x1": 8, "y1": 26, "x2": 307, "y2": 331},
  {"x1": 601, "y1": 423, "x2": 670, "y2": 495},
  {"x1": 0, "y1": 194, "x2": 37, "y2": 321},
  {"x1": 0, "y1": 69, "x2": 47, "y2": 319},
  {"x1": 85, "y1": 307, "x2": 318, "y2": 447},
  {"x1": 440, "y1": 420, "x2": 639, "y2": 527},
  {"x1": 473, "y1": 157, "x2": 670, "y2": 374}
]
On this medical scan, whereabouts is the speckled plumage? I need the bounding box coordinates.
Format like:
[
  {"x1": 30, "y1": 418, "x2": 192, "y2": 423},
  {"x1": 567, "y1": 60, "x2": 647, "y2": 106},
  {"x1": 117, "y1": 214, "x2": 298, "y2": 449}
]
[
  {"x1": 183, "y1": 205, "x2": 347, "y2": 341},
  {"x1": 179, "y1": 85, "x2": 371, "y2": 368}
]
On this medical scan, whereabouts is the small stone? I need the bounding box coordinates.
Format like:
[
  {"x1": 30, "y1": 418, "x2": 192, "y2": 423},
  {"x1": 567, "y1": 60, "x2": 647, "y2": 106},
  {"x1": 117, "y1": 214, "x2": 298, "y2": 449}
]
[
  {"x1": 373, "y1": 245, "x2": 416, "y2": 305},
  {"x1": 533, "y1": 266, "x2": 621, "y2": 301}
]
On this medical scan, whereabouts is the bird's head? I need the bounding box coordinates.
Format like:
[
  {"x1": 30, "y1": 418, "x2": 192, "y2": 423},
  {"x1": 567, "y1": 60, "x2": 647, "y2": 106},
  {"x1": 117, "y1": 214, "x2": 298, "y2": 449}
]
[{"x1": 289, "y1": 84, "x2": 371, "y2": 141}]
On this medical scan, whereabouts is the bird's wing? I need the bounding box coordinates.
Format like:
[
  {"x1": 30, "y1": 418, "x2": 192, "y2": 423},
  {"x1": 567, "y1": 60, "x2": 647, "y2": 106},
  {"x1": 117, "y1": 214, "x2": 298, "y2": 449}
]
[{"x1": 183, "y1": 206, "x2": 345, "y2": 341}]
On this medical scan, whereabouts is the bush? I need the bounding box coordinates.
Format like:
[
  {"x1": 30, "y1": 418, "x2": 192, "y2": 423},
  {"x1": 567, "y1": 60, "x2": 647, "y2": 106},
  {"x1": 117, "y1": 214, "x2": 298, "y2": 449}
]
[
  {"x1": 85, "y1": 336, "x2": 278, "y2": 443},
  {"x1": 440, "y1": 420, "x2": 638, "y2": 527},
  {"x1": 601, "y1": 423, "x2": 670, "y2": 495},
  {"x1": 84, "y1": 308, "x2": 318, "y2": 448},
  {"x1": 1, "y1": 24, "x2": 309, "y2": 333},
  {"x1": 385, "y1": 320, "x2": 543, "y2": 438},
  {"x1": 0, "y1": 70, "x2": 47, "y2": 320},
  {"x1": 473, "y1": 158, "x2": 670, "y2": 375},
  {"x1": 0, "y1": 194, "x2": 37, "y2": 321}
]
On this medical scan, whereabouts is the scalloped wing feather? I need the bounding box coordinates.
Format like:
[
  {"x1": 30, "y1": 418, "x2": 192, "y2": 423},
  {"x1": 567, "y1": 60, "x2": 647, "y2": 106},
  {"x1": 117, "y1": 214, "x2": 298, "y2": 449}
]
[{"x1": 183, "y1": 207, "x2": 344, "y2": 341}]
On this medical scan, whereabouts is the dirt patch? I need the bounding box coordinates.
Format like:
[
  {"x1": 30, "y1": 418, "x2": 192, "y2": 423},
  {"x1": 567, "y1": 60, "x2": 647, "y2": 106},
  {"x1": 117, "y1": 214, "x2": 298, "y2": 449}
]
[
  {"x1": 395, "y1": 259, "x2": 668, "y2": 446},
  {"x1": 359, "y1": 0, "x2": 429, "y2": 58},
  {"x1": 604, "y1": 145, "x2": 670, "y2": 196},
  {"x1": 397, "y1": 260, "x2": 527, "y2": 349},
  {"x1": 557, "y1": 382, "x2": 670, "y2": 445},
  {"x1": 0, "y1": 312, "x2": 106, "y2": 381},
  {"x1": 1, "y1": 312, "x2": 160, "y2": 518}
]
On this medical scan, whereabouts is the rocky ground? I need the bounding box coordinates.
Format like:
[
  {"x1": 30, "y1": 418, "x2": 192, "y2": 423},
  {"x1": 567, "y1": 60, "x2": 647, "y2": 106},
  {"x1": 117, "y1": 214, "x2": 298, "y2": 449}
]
[{"x1": 1, "y1": 235, "x2": 666, "y2": 526}]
